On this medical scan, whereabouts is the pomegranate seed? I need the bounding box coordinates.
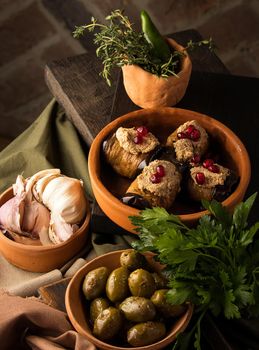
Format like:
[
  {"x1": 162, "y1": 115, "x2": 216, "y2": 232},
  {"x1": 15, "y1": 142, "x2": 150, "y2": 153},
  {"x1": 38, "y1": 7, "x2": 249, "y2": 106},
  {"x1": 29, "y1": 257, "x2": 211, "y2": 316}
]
[
  {"x1": 133, "y1": 135, "x2": 143, "y2": 144},
  {"x1": 150, "y1": 173, "x2": 161, "y2": 184},
  {"x1": 208, "y1": 164, "x2": 220, "y2": 173},
  {"x1": 195, "y1": 172, "x2": 205, "y2": 185},
  {"x1": 185, "y1": 125, "x2": 195, "y2": 135},
  {"x1": 136, "y1": 126, "x2": 149, "y2": 136},
  {"x1": 156, "y1": 165, "x2": 165, "y2": 177},
  {"x1": 191, "y1": 154, "x2": 201, "y2": 164},
  {"x1": 203, "y1": 159, "x2": 214, "y2": 168},
  {"x1": 177, "y1": 132, "x2": 188, "y2": 139},
  {"x1": 190, "y1": 129, "x2": 200, "y2": 141}
]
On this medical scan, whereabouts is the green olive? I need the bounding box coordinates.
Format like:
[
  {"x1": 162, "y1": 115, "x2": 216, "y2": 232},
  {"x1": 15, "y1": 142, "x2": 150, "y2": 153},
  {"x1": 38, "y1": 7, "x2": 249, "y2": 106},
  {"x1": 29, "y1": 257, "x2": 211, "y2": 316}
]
[
  {"x1": 106, "y1": 266, "x2": 130, "y2": 302},
  {"x1": 119, "y1": 296, "x2": 156, "y2": 322},
  {"x1": 93, "y1": 307, "x2": 123, "y2": 340},
  {"x1": 82, "y1": 266, "x2": 109, "y2": 300},
  {"x1": 120, "y1": 250, "x2": 147, "y2": 271},
  {"x1": 152, "y1": 272, "x2": 168, "y2": 289},
  {"x1": 128, "y1": 268, "x2": 156, "y2": 297},
  {"x1": 89, "y1": 297, "x2": 110, "y2": 324},
  {"x1": 151, "y1": 289, "x2": 187, "y2": 318},
  {"x1": 127, "y1": 321, "x2": 166, "y2": 346}
]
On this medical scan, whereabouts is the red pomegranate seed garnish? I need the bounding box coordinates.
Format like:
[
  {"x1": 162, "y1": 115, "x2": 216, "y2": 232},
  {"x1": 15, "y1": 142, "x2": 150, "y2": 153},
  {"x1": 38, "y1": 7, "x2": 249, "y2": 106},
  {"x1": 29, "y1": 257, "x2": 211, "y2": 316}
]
[
  {"x1": 133, "y1": 135, "x2": 143, "y2": 144},
  {"x1": 177, "y1": 132, "x2": 188, "y2": 139},
  {"x1": 136, "y1": 126, "x2": 149, "y2": 136},
  {"x1": 150, "y1": 173, "x2": 161, "y2": 184},
  {"x1": 203, "y1": 159, "x2": 214, "y2": 168},
  {"x1": 190, "y1": 129, "x2": 200, "y2": 141},
  {"x1": 156, "y1": 165, "x2": 165, "y2": 177},
  {"x1": 185, "y1": 125, "x2": 195, "y2": 135},
  {"x1": 195, "y1": 172, "x2": 205, "y2": 185},
  {"x1": 208, "y1": 164, "x2": 220, "y2": 173},
  {"x1": 191, "y1": 154, "x2": 201, "y2": 164}
]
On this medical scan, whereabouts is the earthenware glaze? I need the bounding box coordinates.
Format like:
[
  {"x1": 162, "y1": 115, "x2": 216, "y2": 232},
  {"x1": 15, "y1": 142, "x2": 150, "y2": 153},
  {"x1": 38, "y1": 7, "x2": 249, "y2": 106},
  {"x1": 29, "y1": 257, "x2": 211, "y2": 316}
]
[
  {"x1": 65, "y1": 249, "x2": 193, "y2": 350},
  {"x1": 122, "y1": 38, "x2": 192, "y2": 108},
  {"x1": 0, "y1": 187, "x2": 91, "y2": 272},
  {"x1": 88, "y1": 107, "x2": 251, "y2": 233}
]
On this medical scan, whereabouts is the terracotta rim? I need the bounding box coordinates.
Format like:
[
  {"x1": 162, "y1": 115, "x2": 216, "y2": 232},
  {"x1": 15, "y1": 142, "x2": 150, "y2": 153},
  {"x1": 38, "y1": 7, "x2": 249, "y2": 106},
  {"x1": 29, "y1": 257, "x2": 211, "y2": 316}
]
[
  {"x1": 88, "y1": 107, "x2": 251, "y2": 226},
  {"x1": 65, "y1": 250, "x2": 194, "y2": 350},
  {"x1": 0, "y1": 187, "x2": 91, "y2": 251}
]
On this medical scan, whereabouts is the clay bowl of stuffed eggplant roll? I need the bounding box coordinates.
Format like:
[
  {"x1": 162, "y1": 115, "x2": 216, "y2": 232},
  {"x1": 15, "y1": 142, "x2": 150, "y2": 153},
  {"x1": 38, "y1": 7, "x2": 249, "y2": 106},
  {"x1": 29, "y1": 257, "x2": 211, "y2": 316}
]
[{"x1": 88, "y1": 107, "x2": 250, "y2": 232}]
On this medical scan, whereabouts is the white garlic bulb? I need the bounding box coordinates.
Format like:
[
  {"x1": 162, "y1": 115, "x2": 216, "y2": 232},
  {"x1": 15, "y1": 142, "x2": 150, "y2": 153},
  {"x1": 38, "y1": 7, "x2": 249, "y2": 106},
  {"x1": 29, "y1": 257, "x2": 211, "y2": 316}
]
[
  {"x1": 31, "y1": 169, "x2": 87, "y2": 244},
  {"x1": 0, "y1": 169, "x2": 88, "y2": 246},
  {"x1": 41, "y1": 176, "x2": 87, "y2": 224}
]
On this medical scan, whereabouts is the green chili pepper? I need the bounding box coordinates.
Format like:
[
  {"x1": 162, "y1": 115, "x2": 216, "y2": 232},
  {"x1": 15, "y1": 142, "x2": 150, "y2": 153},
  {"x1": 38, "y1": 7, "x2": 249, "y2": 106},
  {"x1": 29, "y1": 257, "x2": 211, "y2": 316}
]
[{"x1": 140, "y1": 10, "x2": 171, "y2": 62}]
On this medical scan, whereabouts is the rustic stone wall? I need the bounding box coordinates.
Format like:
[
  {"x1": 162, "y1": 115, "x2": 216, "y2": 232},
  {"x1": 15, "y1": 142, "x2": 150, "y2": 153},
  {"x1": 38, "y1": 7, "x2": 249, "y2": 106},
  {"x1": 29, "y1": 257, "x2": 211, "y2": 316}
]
[{"x1": 0, "y1": 0, "x2": 258, "y2": 148}]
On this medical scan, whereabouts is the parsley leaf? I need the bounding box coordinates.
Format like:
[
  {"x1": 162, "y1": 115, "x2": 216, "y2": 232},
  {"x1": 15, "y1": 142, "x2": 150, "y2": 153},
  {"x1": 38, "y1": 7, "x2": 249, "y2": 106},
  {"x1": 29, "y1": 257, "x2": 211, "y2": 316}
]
[{"x1": 129, "y1": 193, "x2": 259, "y2": 349}]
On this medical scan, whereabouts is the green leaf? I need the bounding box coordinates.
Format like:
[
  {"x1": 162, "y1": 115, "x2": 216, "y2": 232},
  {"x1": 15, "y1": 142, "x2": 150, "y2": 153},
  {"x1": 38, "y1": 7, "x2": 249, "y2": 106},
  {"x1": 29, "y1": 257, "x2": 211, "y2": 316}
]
[
  {"x1": 224, "y1": 289, "x2": 241, "y2": 319},
  {"x1": 239, "y1": 222, "x2": 259, "y2": 247},
  {"x1": 219, "y1": 270, "x2": 232, "y2": 288},
  {"x1": 196, "y1": 288, "x2": 211, "y2": 306},
  {"x1": 202, "y1": 199, "x2": 232, "y2": 228},
  {"x1": 167, "y1": 287, "x2": 193, "y2": 305},
  {"x1": 233, "y1": 193, "x2": 257, "y2": 230}
]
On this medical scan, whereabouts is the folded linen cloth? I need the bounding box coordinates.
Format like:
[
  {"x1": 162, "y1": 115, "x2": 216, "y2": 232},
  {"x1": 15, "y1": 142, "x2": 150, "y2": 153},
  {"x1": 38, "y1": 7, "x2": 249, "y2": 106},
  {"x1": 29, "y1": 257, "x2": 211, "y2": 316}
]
[
  {"x1": 0, "y1": 99, "x2": 93, "y2": 199},
  {"x1": 0, "y1": 99, "x2": 94, "y2": 294},
  {"x1": 0, "y1": 293, "x2": 95, "y2": 350}
]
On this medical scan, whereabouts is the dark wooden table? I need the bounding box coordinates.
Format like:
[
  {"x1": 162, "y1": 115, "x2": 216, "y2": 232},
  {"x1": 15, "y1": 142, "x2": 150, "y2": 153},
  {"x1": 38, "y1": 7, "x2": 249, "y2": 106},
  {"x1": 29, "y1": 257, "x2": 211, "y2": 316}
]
[{"x1": 44, "y1": 29, "x2": 259, "y2": 350}]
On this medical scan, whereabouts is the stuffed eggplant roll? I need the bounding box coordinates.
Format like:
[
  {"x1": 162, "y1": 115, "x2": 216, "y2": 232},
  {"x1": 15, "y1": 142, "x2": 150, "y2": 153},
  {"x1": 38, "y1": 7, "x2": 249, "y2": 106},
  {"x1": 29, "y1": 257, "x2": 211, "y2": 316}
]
[
  {"x1": 121, "y1": 160, "x2": 181, "y2": 209},
  {"x1": 166, "y1": 120, "x2": 209, "y2": 164},
  {"x1": 187, "y1": 159, "x2": 238, "y2": 202},
  {"x1": 103, "y1": 126, "x2": 159, "y2": 178}
]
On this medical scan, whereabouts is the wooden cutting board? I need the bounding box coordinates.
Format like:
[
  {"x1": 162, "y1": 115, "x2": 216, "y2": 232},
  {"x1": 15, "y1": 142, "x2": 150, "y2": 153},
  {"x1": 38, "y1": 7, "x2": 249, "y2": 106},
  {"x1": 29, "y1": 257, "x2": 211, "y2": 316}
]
[{"x1": 38, "y1": 277, "x2": 71, "y2": 312}]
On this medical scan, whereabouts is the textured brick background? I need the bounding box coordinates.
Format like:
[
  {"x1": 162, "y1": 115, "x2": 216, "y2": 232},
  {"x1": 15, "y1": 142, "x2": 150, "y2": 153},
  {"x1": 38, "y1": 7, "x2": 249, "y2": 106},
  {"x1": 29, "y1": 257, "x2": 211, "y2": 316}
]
[{"x1": 0, "y1": 0, "x2": 259, "y2": 148}]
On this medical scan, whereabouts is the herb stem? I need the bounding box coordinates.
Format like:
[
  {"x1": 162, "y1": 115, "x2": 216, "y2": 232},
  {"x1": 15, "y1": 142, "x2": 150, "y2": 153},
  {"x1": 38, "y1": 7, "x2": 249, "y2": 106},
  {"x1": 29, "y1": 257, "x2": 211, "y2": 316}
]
[{"x1": 195, "y1": 251, "x2": 224, "y2": 265}]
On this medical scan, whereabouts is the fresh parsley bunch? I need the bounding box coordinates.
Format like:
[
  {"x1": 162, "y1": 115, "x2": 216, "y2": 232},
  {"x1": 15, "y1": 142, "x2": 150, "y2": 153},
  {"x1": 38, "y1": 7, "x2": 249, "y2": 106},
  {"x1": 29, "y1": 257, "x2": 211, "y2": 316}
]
[{"x1": 130, "y1": 193, "x2": 259, "y2": 349}]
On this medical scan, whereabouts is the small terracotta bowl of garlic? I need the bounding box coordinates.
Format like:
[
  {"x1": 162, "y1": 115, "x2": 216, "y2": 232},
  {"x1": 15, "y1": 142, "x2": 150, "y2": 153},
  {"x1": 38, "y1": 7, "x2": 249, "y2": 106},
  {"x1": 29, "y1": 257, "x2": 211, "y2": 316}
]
[{"x1": 0, "y1": 169, "x2": 91, "y2": 272}]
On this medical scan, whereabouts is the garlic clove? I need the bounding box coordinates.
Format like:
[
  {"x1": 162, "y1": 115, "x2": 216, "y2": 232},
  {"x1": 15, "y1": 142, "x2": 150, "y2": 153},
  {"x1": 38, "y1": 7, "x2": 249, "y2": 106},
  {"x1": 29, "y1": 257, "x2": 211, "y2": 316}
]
[
  {"x1": 13, "y1": 174, "x2": 26, "y2": 197},
  {"x1": 42, "y1": 176, "x2": 87, "y2": 224},
  {"x1": 0, "y1": 195, "x2": 25, "y2": 234},
  {"x1": 38, "y1": 226, "x2": 53, "y2": 246},
  {"x1": 25, "y1": 169, "x2": 61, "y2": 198},
  {"x1": 21, "y1": 200, "x2": 50, "y2": 240},
  {"x1": 48, "y1": 212, "x2": 77, "y2": 244},
  {"x1": 32, "y1": 173, "x2": 61, "y2": 203}
]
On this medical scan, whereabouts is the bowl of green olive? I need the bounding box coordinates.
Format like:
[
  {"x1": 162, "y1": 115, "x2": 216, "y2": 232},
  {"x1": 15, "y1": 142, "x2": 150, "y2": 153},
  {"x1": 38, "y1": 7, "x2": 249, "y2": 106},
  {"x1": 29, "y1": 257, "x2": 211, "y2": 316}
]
[{"x1": 65, "y1": 249, "x2": 193, "y2": 350}]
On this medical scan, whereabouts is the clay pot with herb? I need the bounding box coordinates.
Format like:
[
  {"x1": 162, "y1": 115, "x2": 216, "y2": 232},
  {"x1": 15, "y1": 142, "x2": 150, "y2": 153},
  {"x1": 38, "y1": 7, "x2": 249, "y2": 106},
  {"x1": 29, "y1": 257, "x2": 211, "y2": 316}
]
[{"x1": 73, "y1": 9, "x2": 213, "y2": 108}]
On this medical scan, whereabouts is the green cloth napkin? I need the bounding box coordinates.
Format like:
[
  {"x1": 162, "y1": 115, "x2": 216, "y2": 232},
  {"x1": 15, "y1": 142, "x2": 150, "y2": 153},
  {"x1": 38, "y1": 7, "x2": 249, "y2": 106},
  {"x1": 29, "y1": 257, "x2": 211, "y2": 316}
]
[
  {"x1": 0, "y1": 99, "x2": 93, "y2": 200},
  {"x1": 0, "y1": 98, "x2": 137, "y2": 255}
]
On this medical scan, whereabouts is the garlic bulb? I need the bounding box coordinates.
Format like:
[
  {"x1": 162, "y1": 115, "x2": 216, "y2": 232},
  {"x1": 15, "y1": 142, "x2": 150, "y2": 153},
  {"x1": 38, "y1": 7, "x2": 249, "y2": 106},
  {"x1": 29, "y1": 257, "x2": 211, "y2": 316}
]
[
  {"x1": 0, "y1": 169, "x2": 88, "y2": 246},
  {"x1": 40, "y1": 176, "x2": 87, "y2": 224},
  {"x1": 0, "y1": 174, "x2": 51, "y2": 245},
  {"x1": 31, "y1": 169, "x2": 87, "y2": 244}
]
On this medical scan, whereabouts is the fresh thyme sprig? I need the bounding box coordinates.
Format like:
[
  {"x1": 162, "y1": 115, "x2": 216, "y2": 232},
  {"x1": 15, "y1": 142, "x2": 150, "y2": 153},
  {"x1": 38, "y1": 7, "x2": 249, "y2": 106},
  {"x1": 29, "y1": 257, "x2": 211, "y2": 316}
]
[{"x1": 73, "y1": 9, "x2": 214, "y2": 86}]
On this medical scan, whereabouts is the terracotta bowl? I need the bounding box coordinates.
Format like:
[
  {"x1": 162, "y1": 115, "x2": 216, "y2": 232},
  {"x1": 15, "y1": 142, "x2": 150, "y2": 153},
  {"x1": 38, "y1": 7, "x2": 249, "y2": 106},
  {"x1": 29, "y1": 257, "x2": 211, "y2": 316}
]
[
  {"x1": 121, "y1": 38, "x2": 192, "y2": 108},
  {"x1": 65, "y1": 249, "x2": 193, "y2": 350},
  {"x1": 88, "y1": 107, "x2": 251, "y2": 233},
  {"x1": 0, "y1": 187, "x2": 91, "y2": 272}
]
